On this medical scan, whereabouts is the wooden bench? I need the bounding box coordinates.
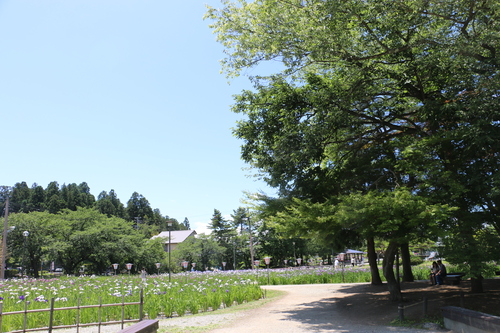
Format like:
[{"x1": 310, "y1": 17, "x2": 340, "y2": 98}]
[
  {"x1": 444, "y1": 272, "x2": 465, "y2": 285},
  {"x1": 118, "y1": 319, "x2": 159, "y2": 333}
]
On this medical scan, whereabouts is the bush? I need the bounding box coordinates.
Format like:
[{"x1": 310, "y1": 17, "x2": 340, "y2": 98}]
[{"x1": 410, "y1": 255, "x2": 424, "y2": 266}]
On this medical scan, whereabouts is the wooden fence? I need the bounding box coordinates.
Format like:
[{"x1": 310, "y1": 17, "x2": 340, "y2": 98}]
[{"x1": 0, "y1": 289, "x2": 144, "y2": 333}]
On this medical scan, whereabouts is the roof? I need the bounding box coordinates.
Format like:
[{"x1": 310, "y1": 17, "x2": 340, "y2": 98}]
[
  {"x1": 151, "y1": 230, "x2": 197, "y2": 244},
  {"x1": 346, "y1": 249, "x2": 365, "y2": 254}
]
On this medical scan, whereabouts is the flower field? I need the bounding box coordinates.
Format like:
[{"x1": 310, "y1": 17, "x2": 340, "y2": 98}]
[
  {"x1": 0, "y1": 265, "x2": 429, "y2": 332},
  {"x1": 0, "y1": 273, "x2": 262, "y2": 332}
]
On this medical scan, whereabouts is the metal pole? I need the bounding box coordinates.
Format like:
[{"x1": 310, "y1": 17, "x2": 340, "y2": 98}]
[
  {"x1": 233, "y1": 240, "x2": 236, "y2": 270},
  {"x1": 1, "y1": 196, "x2": 9, "y2": 280},
  {"x1": 168, "y1": 227, "x2": 171, "y2": 282}
]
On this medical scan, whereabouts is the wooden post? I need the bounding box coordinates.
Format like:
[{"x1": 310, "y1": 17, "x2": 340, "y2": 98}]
[
  {"x1": 121, "y1": 295, "x2": 125, "y2": 329},
  {"x1": 23, "y1": 301, "x2": 28, "y2": 332},
  {"x1": 98, "y1": 296, "x2": 102, "y2": 333},
  {"x1": 0, "y1": 302, "x2": 3, "y2": 333},
  {"x1": 49, "y1": 298, "x2": 55, "y2": 333},
  {"x1": 139, "y1": 289, "x2": 144, "y2": 321},
  {"x1": 398, "y1": 303, "x2": 404, "y2": 321},
  {"x1": 423, "y1": 297, "x2": 428, "y2": 317},
  {"x1": 76, "y1": 298, "x2": 80, "y2": 333}
]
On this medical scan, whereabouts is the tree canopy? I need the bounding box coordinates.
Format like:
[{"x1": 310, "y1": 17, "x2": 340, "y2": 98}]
[{"x1": 206, "y1": 0, "x2": 500, "y2": 297}]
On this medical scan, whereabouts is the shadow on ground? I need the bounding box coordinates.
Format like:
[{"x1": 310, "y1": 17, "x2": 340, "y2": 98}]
[{"x1": 275, "y1": 278, "x2": 500, "y2": 329}]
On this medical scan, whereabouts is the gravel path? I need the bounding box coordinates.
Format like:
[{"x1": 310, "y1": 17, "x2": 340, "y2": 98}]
[
  {"x1": 48, "y1": 283, "x2": 452, "y2": 333},
  {"x1": 203, "y1": 284, "x2": 451, "y2": 333}
]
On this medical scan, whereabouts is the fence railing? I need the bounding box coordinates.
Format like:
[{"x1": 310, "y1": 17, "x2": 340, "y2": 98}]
[{"x1": 0, "y1": 289, "x2": 144, "y2": 333}]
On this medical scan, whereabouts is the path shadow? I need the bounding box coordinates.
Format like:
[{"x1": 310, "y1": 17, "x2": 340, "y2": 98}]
[{"x1": 268, "y1": 279, "x2": 500, "y2": 331}]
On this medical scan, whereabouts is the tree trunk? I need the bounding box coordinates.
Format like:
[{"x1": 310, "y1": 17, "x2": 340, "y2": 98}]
[
  {"x1": 367, "y1": 237, "x2": 382, "y2": 285},
  {"x1": 400, "y1": 243, "x2": 414, "y2": 282},
  {"x1": 382, "y1": 241, "x2": 402, "y2": 302}
]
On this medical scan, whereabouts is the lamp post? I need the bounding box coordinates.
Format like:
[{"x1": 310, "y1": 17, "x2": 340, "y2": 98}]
[
  {"x1": 293, "y1": 241, "x2": 296, "y2": 266},
  {"x1": 283, "y1": 259, "x2": 287, "y2": 268},
  {"x1": 233, "y1": 239, "x2": 237, "y2": 270},
  {"x1": 156, "y1": 262, "x2": 161, "y2": 275},
  {"x1": 296, "y1": 258, "x2": 302, "y2": 266},
  {"x1": 264, "y1": 257, "x2": 271, "y2": 285},
  {"x1": 182, "y1": 261, "x2": 188, "y2": 271},
  {"x1": 126, "y1": 263, "x2": 133, "y2": 275},
  {"x1": 23, "y1": 230, "x2": 29, "y2": 277},
  {"x1": 112, "y1": 263, "x2": 118, "y2": 275},
  {"x1": 168, "y1": 222, "x2": 172, "y2": 282},
  {"x1": 222, "y1": 261, "x2": 226, "y2": 271}
]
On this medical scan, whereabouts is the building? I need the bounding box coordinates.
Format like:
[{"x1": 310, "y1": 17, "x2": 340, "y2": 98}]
[{"x1": 151, "y1": 230, "x2": 197, "y2": 252}]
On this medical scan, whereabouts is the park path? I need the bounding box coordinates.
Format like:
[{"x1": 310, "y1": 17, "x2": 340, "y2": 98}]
[{"x1": 203, "y1": 284, "x2": 451, "y2": 333}]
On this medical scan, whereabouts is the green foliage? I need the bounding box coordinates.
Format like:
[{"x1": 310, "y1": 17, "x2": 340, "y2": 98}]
[
  {"x1": 172, "y1": 234, "x2": 225, "y2": 271},
  {"x1": 206, "y1": 0, "x2": 500, "y2": 293},
  {"x1": 8, "y1": 208, "x2": 164, "y2": 275},
  {"x1": 410, "y1": 255, "x2": 424, "y2": 266},
  {"x1": 441, "y1": 224, "x2": 500, "y2": 279}
]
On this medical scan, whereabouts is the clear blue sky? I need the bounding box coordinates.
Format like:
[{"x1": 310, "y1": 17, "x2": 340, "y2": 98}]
[{"x1": 0, "y1": 1, "x2": 275, "y2": 233}]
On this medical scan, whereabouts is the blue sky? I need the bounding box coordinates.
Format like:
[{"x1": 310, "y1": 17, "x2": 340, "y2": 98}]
[{"x1": 0, "y1": 1, "x2": 275, "y2": 233}]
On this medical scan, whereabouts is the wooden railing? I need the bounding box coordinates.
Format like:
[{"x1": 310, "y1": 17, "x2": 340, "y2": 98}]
[{"x1": 0, "y1": 290, "x2": 144, "y2": 333}]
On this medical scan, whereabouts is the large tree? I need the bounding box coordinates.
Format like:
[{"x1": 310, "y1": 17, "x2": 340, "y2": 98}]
[{"x1": 207, "y1": 0, "x2": 500, "y2": 294}]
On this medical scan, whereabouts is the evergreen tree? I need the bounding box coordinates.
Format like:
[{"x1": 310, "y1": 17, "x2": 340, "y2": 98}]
[
  {"x1": 183, "y1": 217, "x2": 190, "y2": 230},
  {"x1": 30, "y1": 183, "x2": 45, "y2": 212},
  {"x1": 45, "y1": 181, "x2": 64, "y2": 214},
  {"x1": 10, "y1": 182, "x2": 31, "y2": 213},
  {"x1": 126, "y1": 192, "x2": 154, "y2": 223}
]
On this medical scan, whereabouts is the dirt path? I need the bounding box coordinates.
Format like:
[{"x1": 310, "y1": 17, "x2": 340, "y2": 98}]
[{"x1": 201, "y1": 283, "x2": 450, "y2": 333}]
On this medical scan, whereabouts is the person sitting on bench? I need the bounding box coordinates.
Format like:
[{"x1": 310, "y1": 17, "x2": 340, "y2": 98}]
[{"x1": 435, "y1": 260, "x2": 447, "y2": 285}]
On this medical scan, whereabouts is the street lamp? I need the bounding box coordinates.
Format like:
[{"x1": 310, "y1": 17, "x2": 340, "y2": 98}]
[
  {"x1": 264, "y1": 257, "x2": 271, "y2": 285},
  {"x1": 222, "y1": 262, "x2": 226, "y2": 271},
  {"x1": 296, "y1": 258, "x2": 302, "y2": 266},
  {"x1": 126, "y1": 263, "x2": 133, "y2": 275},
  {"x1": 182, "y1": 261, "x2": 188, "y2": 271},
  {"x1": 112, "y1": 263, "x2": 118, "y2": 275},
  {"x1": 168, "y1": 222, "x2": 172, "y2": 282},
  {"x1": 23, "y1": 230, "x2": 29, "y2": 277},
  {"x1": 156, "y1": 262, "x2": 161, "y2": 275}
]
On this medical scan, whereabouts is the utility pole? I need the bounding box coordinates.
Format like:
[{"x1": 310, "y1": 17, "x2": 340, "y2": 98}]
[
  {"x1": 1, "y1": 195, "x2": 9, "y2": 280},
  {"x1": 247, "y1": 213, "x2": 255, "y2": 270}
]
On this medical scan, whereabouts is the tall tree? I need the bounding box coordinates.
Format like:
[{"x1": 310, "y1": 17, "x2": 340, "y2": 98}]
[
  {"x1": 126, "y1": 192, "x2": 154, "y2": 223},
  {"x1": 30, "y1": 183, "x2": 45, "y2": 212},
  {"x1": 209, "y1": 209, "x2": 237, "y2": 267},
  {"x1": 183, "y1": 217, "x2": 190, "y2": 230},
  {"x1": 10, "y1": 182, "x2": 31, "y2": 213},
  {"x1": 207, "y1": 0, "x2": 500, "y2": 294},
  {"x1": 45, "y1": 181, "x2": 64, "y2": 214}
]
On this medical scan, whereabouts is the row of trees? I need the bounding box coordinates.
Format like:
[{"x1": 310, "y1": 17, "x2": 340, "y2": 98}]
[
  {"x1": 5, "y1": 208, "x2": 167, "y2": 277},
  {"x1": 206, "y1": 0, "x2": 500, "y2": 300},
  {"x1": 170, "y1": 207, "x2": 329, "y2": 271},
  {"x1": 1, "y1": 181, "x2": 190, "y2": 235}
]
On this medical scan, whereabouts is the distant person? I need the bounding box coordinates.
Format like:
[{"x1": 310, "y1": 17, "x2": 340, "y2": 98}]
[
  {"x1": 430, "y1": 261, "x2": 439, "y2": 285},
  {"x1": 140, "y1": 267, "x2": 147, "y2": 279},
  {"x1": 334, "y1": 258, "x2": 339, "y2": 268},
  {"x1": 435, "y1": 260, "x2": 447, "y2": 285},
  {"x1": 351, "y1": 257, "x2": 355, "y2": 267}
]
